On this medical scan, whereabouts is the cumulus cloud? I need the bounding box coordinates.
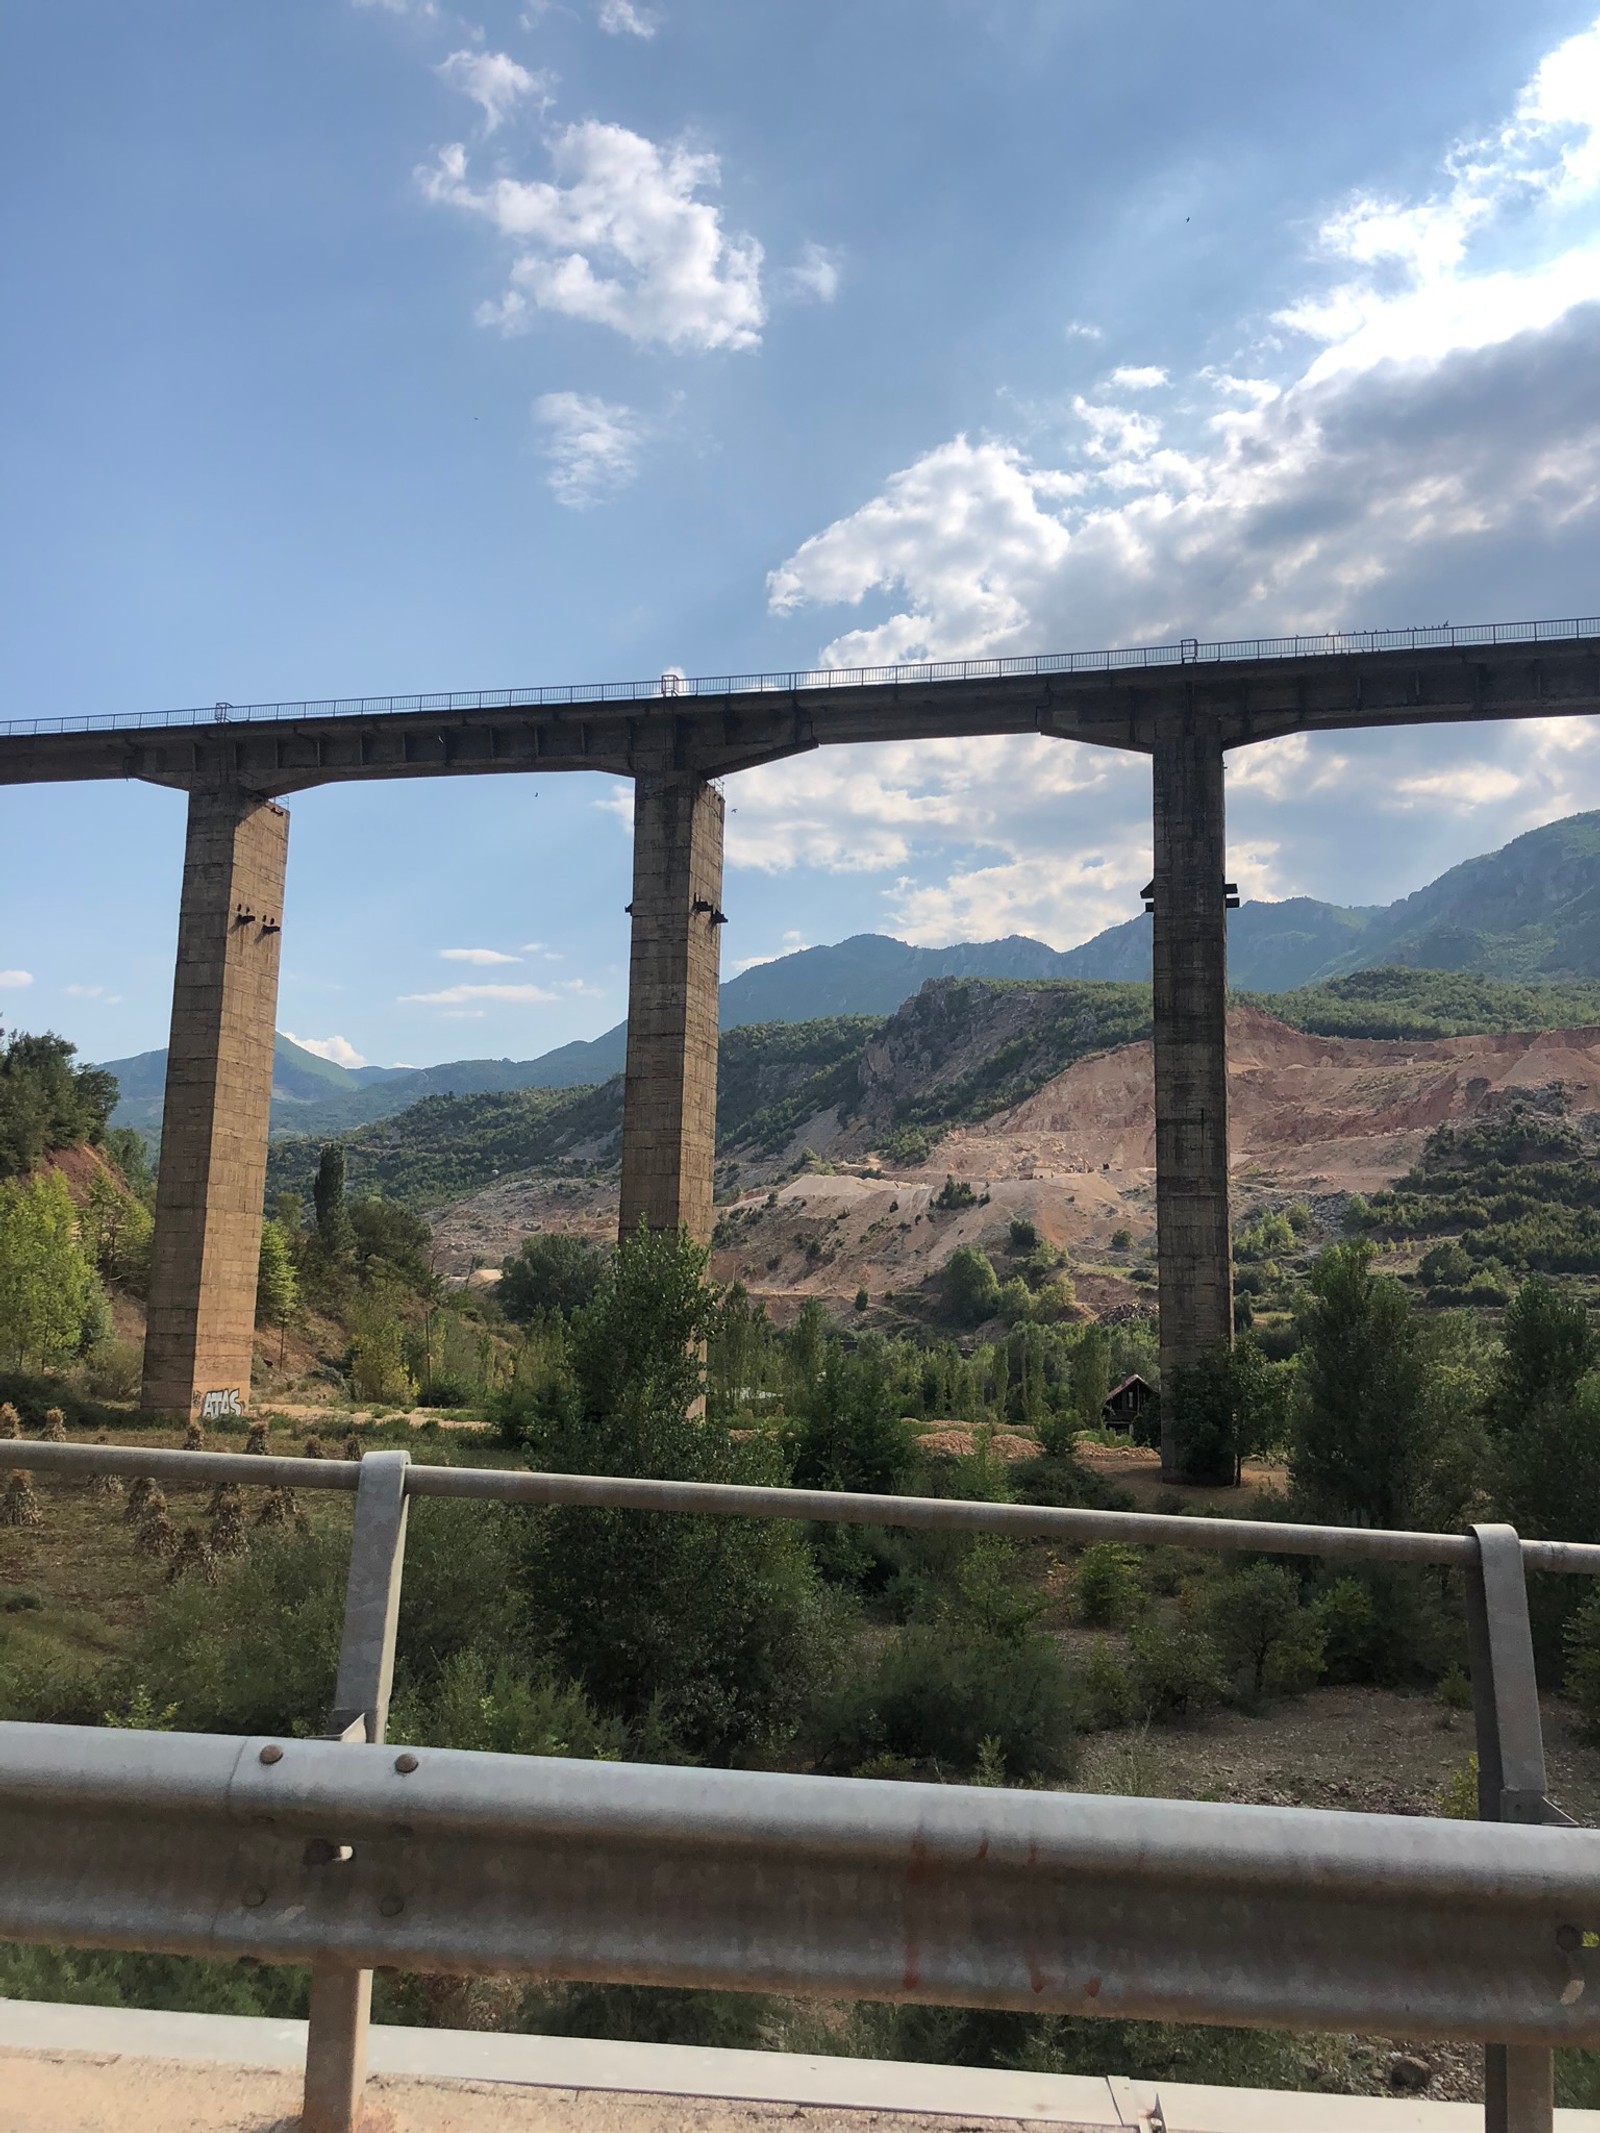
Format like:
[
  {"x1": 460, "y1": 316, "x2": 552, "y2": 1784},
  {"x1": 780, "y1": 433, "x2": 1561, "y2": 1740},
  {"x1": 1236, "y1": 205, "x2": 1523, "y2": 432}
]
[
  {"x1": 720, "y1": 732, "x2": 1156, "y2": 946},
  {"x1": 439, "y1": 946, "x2": 521, "y2": 965},
  {"x1": 785, "y1": 242, "x2": 840, "y2": 304},
  {"x1": 768, "y1": 17, "x2": 1600, "y2": 668},
  {"x1": 0, "y1": 971, "x2": 33, "y2": 989},
  {"x1": 534, "y1": 391, "x2": 644, "y2": 506},
  {"x1": 597, "y1": 0, "x2": 658, "y2": 34},
  {"x1": 421, "y1": 122, "x2": 765, "y2": 351},
  {"x1": 399, "y1": 982, "x2": 558, "y2": 1005},
  {"x1": 435, "y1": 49, "x2": 551, "y2": 134},
  {"x1": 284, "y1": 1032, "x2": 369, "y2": 1069},
  {"x1": 743, "y1": 18, "x2": 1600, "y2": 938},
  {"x1": 63, "y1": 982, "x2": 120, "y2": 1001}
]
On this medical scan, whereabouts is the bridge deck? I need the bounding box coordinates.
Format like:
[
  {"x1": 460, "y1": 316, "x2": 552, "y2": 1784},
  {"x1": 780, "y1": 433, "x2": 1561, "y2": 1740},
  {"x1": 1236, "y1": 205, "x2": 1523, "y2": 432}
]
[{"x1": 3, "y1": 619, "x2": 1597, "y2": 791}]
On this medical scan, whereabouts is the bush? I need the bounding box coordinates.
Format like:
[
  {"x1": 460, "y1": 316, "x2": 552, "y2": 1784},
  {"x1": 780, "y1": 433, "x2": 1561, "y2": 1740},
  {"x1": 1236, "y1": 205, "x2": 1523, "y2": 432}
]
[
  {"x1": 388, "y1": 1649, "x2": 627, "y2": 1760},
  {"x1": 1204, "y1": 1563, "x2": 1324, "y2": 1697},
  {"x1": 810, "y1": 1624, "x2": 1076, "y2": 1785},
  {"x1": 1110, "y1": 1227, "x2": 1133, "y2": 1252},
  {"x1": 1075, "y1": 1643, "x2": 1136, "y2": 1731},
  {"x1": 500, "y1": 1233, "x2": 607, "y2": 1323},
  {"x1": 1128, "y1": 1617, "x2": 1226, "y2": 1722},
  {"x1": 1309, "y1": 1577, "x2": 1382, "y2": 1683},
  {"x1": 80, "y1": 1339, "x2": 143, "y2": 1402},
  {"x1": 1075, "y1": 1543, "x2": 1141, "y2": 1628},
  {"x1": 945, "y1": 1247, "x2": 1000, "y2": 1327},
  {"x1": 1008, "y1": 1218, "x2": 1039, "y2": 1253}
]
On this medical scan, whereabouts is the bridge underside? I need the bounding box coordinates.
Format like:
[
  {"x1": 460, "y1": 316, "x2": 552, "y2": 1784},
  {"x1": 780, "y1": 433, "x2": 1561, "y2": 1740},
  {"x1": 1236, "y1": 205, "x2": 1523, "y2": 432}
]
[{"x1": 6, "y1": 632, "x2": 1598, "y2": 1474}]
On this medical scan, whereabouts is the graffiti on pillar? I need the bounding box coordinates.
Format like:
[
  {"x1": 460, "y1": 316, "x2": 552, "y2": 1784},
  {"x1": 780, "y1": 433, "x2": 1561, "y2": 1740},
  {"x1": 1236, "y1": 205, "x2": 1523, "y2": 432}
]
[{"x1": 199, "y1": 1389, "x2": 243, "y2": 1421}]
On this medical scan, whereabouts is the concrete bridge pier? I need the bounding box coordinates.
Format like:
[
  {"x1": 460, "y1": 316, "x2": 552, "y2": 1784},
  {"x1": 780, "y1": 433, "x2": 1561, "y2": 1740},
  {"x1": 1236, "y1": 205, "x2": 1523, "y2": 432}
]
[
  {"x1": 618, "y1": 773, "x2": 725, "y2": 1247},
  {"x1": 140, "y1": 783, "x2": 288, "y2": 1421},
  {"x1": 1150, "y1": 727, "x2": 1235, "y2": 1481}
]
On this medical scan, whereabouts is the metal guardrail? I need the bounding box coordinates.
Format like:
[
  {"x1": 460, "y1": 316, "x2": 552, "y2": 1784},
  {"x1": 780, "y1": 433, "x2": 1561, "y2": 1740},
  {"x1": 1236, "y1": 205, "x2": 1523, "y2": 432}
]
[
  {"x1": 3, "y1": 1724, "x2": 1598, "y2": 2033},
  {"x1": 3, "y1": 1438, "x2": 1597, "y2": 2133},
  {"x1": 3, "y1": 613, "x2": 1597, "y2": 740}
]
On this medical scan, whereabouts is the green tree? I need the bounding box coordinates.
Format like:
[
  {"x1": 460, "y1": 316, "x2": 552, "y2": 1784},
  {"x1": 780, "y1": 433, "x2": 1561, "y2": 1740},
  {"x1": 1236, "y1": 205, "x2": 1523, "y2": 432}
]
[
  {"x1": 1488, "y1": 1276, "x2": 1595, "y2": 1434},
  {"x1": 1291, "y1": 1241, "x2": 1428, "y2": 1528},
  {"x1": 946, "y1": 1247, "x2": 999, "y2": 1327},
  {"x1": 0, "y1": 1028, "x2": 118, "y2": 1180},
  {"x1": 785, "y1": 1337, "x2": 916, "y2": 1495},
  {"x1": 78, "y1": 1166, "x2": 154, "y2": 1297},
  {"x1": 499, "y1": 1233, "x2": 605, "y2": 1322},
  {"x1": 1069, "y1": 1326, "x2": 1113, "y2": 1429},
  {"x1": 346, "y1": 1275, "x2": 415, "y2": 1404},
  {"x1": 707, "y1": 1281, "x2": 779, "y2": 1418},
  {"x1": 0, "y1": 1170, "x2": 101, "y2": 1369},
  {"x1": 785, "y1": 1296, "x2": 829, "y2": 1395},
  {"x1": 1169, "y1": 1334, "x2": 1291, "y2": 1487},
  {"x1": 1205, "y1": 1563, "x2": 1324, "y2": 1696},
  {"x1": 348, "y1": 1197, "x2": 435, "y2": 1291},
  {"x1": 312, "y1": 1144, "x2": 354, "y2": 1263},
  {"x1": 1497, "y1": 1373, "x2": 1600, "y2": 1550},
  {"x1": 521, "y1": 1225, "x2": 831, "y2": 1761},
  {"x1": 256, "y1": 1219, "x2": 300, "y2": 1333}
]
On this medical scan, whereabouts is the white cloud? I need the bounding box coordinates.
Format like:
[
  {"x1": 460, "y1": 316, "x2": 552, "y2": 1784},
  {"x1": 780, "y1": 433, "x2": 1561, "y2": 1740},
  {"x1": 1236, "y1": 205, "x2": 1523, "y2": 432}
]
[
  {"x1": 560, "y1": 977, "x2": 605, "y2": 996},
  {"x1": 1107, "y1": 365, "x2": 1168, "y2": 390},
  {"x1": 0, "y1": 971, "x2": 33, "y2": 989},
  {"x1": 719, "y1": 732, "x2": 1157, "y2": 946},
  {"x1": 786, "y1": 242, "x2": 840, "y2": 304},
  {"x1": 1064, "y1": 320, "x2": 1103, "y2": 340},
  {"x1": 435, "y1": 49, "x2": 551, "y2": 134},
  {"x1": 439, "y1": 946, "x2": 521, "y2": 965},
  {"x1": 534, "y1": 391, "x2": 644, "y2": 506},
  {"x1": 421, "y1": 122, "x2": 765, "y2": 351},
  {"x1": 283, "y1": 1031, "x2": 370, "y2": 1069},
  {"x1": 354, "y1": 0, "x2": 438, "y2": 14},
  {"x1": 63, "y1": 982, "x2": 121, "y2": 1001},
  {"x1": 400, "y1": 982, "x2": 558, "y2": 1005},
  {"x1": 767, "y1": 20, "x2": 1600, "y2": 671},
  {"x1": 597, "y1": 0, "x2": 658, "y2": 34}
]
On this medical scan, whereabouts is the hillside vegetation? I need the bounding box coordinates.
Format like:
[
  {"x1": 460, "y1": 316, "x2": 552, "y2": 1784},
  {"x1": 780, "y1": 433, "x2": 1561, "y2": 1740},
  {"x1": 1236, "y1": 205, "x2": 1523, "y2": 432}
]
[
  {"x1": 1257, "y1": 968, "x2": 1600, "y2": 1041},
  {"x1": 267, "y1": 966, "x2": 1600, "y2": 1210}
]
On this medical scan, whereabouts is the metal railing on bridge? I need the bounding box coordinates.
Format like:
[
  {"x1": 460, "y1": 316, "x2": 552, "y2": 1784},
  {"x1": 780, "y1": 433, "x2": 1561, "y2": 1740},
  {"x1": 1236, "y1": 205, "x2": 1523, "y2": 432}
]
[
  {"x1": 3, "y1": 1436, "x2": 1599, "y2": 2133},
  {"x1": 4, "y1": 612, "x2": 1598, "y2": 740}
]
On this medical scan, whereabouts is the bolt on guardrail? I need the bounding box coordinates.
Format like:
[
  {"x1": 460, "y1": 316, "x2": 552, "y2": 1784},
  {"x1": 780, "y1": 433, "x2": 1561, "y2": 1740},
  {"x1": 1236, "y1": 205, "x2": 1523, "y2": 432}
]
[
  {"x1": 3, "y1": 1436, "x2": 1594, "y2": 2133},
  {"x1": 4, "y1": 612, "x2": 1597, "y2": 738}
]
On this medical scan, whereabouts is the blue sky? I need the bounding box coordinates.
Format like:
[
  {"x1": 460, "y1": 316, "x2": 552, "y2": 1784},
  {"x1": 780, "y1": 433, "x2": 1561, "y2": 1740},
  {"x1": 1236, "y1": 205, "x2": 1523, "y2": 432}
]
[{"x1": 5, "y1": 0, "x2": 1600, "y2": 1070}]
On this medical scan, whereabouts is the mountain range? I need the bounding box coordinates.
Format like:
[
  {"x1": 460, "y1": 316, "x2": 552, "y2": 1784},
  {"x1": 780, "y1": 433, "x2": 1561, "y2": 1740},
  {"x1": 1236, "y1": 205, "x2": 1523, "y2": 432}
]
[{"x1": 103, "y1": 809, "x2": 1600, "y2": 1142}]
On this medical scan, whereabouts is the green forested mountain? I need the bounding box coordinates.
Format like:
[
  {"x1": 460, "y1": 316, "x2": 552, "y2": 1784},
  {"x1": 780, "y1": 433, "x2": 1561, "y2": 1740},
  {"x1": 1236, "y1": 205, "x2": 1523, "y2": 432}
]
[{"x1": 108, "y1": 811, "x2": 1600, "y2": 1148}]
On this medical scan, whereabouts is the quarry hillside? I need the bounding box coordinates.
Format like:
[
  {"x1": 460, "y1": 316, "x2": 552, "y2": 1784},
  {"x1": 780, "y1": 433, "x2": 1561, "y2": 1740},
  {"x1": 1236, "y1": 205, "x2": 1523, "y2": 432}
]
[
  {"x1": 106, "y1": 808, "x2": 1600, "y2": 1142},
  {"x1": 255, "y1": 968, "x2": 1600, "y2": 1326}
]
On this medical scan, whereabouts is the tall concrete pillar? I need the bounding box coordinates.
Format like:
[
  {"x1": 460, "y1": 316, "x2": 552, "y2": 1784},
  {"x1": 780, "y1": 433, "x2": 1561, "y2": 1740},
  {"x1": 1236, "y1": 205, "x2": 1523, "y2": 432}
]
[
  {"x1": 141, "y1": 784, "x2": 289, "y2": 1420},
  {"x1": 1151, "y1": 727, "x2": 1234, "y2": 1480},
  {"x1": 618, "y1": 775, "x2": 725, "y2": 1245}
]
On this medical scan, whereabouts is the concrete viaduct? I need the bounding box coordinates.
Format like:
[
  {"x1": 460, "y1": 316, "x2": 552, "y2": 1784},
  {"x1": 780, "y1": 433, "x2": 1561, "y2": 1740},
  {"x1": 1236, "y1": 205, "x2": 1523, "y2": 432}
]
[{"x1": 5, "y1": 617, "x2": 1599, "y2": 1473}]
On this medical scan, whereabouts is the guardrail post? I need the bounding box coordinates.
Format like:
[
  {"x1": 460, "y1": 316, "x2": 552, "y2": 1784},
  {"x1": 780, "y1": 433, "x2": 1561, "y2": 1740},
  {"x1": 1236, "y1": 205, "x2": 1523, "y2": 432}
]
[
  {"x1": 303, "y1": 1449, "x2": 410, "y2": 2133},
  {"x1": 1467, "y1": 1522, "x2": 1559, "y2": 2133}
]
